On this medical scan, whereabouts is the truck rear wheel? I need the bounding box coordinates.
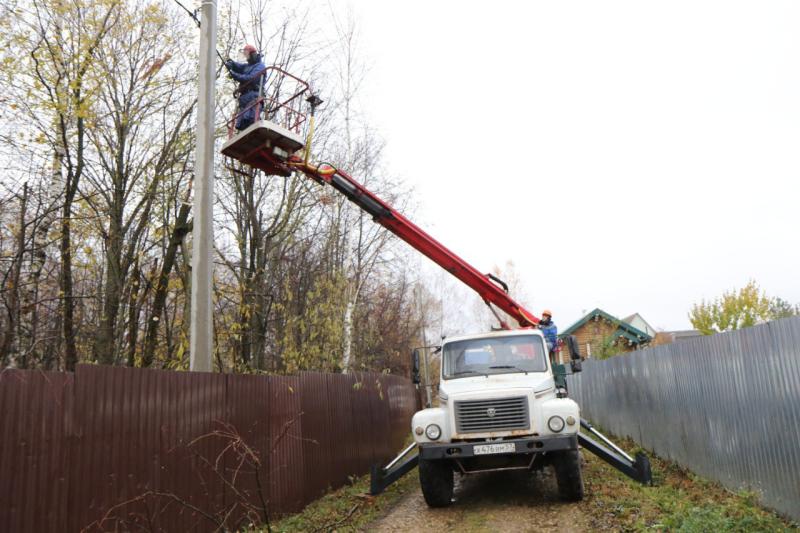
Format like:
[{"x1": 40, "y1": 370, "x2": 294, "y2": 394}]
[
  {"x1": 419, "y1": 457, "x2": 454, "y2": 507},
  {"x1": 553, "y1": 449, "x2": 584, "y2": 501}
]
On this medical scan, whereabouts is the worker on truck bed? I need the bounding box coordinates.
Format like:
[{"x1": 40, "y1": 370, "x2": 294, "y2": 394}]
[
  {"x1": 225, "y1": 44, "x2": 267, "y2": 131},
  {"x1": 539, "y1": 309, "x2": 558, "y2": 359}
]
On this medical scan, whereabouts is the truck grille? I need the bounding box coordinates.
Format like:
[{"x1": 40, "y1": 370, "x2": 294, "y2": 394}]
[{"x1": 454, "y1": 396, "x2": 530, "y2": 434}]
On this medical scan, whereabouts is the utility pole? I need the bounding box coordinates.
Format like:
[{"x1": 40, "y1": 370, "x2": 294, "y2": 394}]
[
  {"x1": 190, "y1": 0, "x2": 217, "y2": 372},
  {"x1": 416, "y1": 284, "x2": 432, "y2": 407}
]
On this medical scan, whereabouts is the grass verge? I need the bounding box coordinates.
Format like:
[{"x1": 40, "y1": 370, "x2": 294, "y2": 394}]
[
  {"x1": 271, "y1": 465, "x2": 419, "y2": 532},
  {"x1": 582, "y1": 435, "x2": 798, "y2": 532},
  {"x1": 267, "y1": 435, "x2": 797, "y2": 532}
]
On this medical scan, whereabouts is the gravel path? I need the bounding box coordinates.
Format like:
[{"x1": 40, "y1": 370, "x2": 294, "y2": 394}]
[{"x1": 367, "y1": 465, "x2": 589, "y2": 532}]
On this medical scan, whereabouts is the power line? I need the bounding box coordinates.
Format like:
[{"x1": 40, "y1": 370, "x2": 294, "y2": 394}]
[
  {"x1": 170, "y1": 0, "x2": 200, "y2": 26},
  {"x1": 169, "y1": 0, "x2": 226, "y2": 64}
]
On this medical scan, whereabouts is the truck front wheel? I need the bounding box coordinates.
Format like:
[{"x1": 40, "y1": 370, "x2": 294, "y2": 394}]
[
  {"x1": 553, "y1": 449, "x2": 584, "y2": 501},
  {"x1": 419, "y1": 457, "x2": 454, "y2": 507}
]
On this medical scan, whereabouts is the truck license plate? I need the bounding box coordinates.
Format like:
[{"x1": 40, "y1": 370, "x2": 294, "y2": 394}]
[{"x1": 473, "y1": 443, "x2": 516, "y2": 455}]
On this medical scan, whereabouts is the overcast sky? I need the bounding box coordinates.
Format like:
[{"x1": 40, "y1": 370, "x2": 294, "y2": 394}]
[{"x1": 327, "y1": 0, "x2": 800, "y2": 332}]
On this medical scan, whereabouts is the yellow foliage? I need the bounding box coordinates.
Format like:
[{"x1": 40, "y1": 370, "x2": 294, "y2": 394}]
[
  {"x1": 279, "y1": 272, "x2": 348, "y2": 374},
  {"x1": 689, "y1": 280, "x2": 772, "y2": 334}
]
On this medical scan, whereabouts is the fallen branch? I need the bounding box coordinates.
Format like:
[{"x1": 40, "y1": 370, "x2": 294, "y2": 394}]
[
  {"x1": 83, "y1": 490, "x2": 225, "y2": 532},
  {"x1": 314, "y1": 502, "x2": 361, "y2": 533}
]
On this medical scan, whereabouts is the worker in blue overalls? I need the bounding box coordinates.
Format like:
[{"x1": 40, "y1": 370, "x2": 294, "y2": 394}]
[
  {"x1": 225, "y1": 44, "x2": 267, "y2": 131},
  {"x1": 538, "y1": 309, "x2": 558, "y2": 361}
]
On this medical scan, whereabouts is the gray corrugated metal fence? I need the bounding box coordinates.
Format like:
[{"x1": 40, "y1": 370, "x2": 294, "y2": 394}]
[
  {"x1": 568, "y1": 316, "x2": 800, "y2": 520},
  {"x1": 0, "y1": 365, "x2": 417, "y2": 532}
]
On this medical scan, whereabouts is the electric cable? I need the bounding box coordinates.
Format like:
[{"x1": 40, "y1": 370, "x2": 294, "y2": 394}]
[{"x1": 169, "y1": 0, "x2": 227, "y2": 64}]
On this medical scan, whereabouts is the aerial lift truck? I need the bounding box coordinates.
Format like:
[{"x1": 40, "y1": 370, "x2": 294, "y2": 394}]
[{"x1": 221, "y1": 68, "x2": 652, "y2": 506}]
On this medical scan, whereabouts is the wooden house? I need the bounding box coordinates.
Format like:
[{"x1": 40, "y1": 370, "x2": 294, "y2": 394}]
[{"x1": 558, "y1": 308, "x2": 653, "y2": 362}]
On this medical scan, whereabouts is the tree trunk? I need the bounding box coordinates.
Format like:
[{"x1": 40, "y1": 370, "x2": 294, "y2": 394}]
[
  {"x1": 0, "y1": 184, "x2": 29, "y2": 367},
  {"x1": 95, "y1": 220, "x2": 123, "y2": 364},
  {"x1": 142, "y1": 206, "x2": 191, "y2": 367},
  {"x1": 341, "y1": 266, "x2": 355, "y2": 372},
  {"x1": 61, "y1": 200, "x2": 78, "y2": 371},
  {"x1": 126, "y1": 260, "x2": 141, "y2": 367}
]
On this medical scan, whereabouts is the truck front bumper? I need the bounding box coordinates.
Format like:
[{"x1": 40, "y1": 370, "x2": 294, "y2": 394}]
[{"x1": 419, "y1": 433, "x2": 577, "y2": 460}]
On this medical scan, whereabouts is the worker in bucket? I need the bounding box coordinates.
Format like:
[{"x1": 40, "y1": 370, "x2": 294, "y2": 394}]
[
  {"x1": 538, "y1": 309, "x2": 558, "y2": 357},
  {"x1": 225, "y1": 44, "x2": 267, "y2": 131}
]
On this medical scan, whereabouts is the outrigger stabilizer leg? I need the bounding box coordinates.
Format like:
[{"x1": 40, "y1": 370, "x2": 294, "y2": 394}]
[
  {"x1": 578, "y1": 418, "x2": 652, "y2": 485},
  {"x1": 370, "y1": 421, "x2": 652, "y2": 495},
  {"x1": 370, "y1": 442, "x2": 419, "y2": 495}
]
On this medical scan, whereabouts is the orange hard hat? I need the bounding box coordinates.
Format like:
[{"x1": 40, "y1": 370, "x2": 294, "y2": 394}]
[{"x1": 542, "y1": 309, "x2": 553, "y2": 317}]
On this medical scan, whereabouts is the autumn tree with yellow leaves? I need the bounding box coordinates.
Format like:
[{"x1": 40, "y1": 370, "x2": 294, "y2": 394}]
[{"x1": 689, "y1": 280, "x2": 798, "y2": 335}]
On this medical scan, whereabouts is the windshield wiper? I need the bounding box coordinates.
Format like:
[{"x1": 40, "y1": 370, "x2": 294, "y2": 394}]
[
  {"x1": 489, "y1": 365, "x2": 529, "y2": 375},
  {"x1": 451, "y1": 370, "x2": 487, "y2": 378}
]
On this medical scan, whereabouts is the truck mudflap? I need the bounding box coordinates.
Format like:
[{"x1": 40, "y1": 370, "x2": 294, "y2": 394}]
[
  {"x1": 370, "y1": 442, "x2": 419, "y2": 495},
  {"x1": 578, "y1": 418, "x2": 652, "y2": 485}
]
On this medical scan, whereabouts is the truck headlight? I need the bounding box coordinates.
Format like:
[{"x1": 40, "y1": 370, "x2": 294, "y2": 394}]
[
  {"x1": 548, "y1": 416, "x2": 565, "y2": 433},
  {"x1": 425, "y1": 424, "x2": 442, "y2": 440}
]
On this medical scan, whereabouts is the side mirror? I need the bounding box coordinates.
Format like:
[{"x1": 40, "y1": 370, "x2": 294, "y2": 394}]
[
  {"x1": 567, "y1": 335, "x2": 582, "y2": 373},
  {"x1": 411, "y1": 349, "x2": 421, "y2": 385}
]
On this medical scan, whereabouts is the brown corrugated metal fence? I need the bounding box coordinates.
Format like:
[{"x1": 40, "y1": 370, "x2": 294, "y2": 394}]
[{"x1": 0, "y1": 365, "x2": 418, "y2": 532}]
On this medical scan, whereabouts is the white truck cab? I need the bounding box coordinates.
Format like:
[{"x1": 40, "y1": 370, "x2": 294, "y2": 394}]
[{"x1": 411, "y1": 329, "x2": 584, "y2": 506}]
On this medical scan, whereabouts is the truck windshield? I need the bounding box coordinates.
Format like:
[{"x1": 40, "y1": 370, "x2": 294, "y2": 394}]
[{"x1": 442, "y1": 334, "x2": 548, "y2": 379}]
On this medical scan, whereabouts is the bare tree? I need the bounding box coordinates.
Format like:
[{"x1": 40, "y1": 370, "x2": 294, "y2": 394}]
[{"x1": 85, "y1": 5, "x2": 197, "y2": 363}]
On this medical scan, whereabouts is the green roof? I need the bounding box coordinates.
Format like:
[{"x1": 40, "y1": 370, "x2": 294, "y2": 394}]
[{"x1": 560, "y1": 308, "x2": 653, "y2": 343}]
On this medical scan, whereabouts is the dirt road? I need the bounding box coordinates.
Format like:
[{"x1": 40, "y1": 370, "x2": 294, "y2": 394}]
[{"x1": 368, "y1": 466, "x2": 590, "y2": 533}]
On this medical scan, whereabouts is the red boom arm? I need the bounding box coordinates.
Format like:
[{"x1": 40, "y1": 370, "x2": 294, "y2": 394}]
[{"x1": 294, "y1": 162, "x2": 540, "y2": 329}]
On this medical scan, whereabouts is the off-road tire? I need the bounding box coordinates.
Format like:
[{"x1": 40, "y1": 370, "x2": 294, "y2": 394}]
[
  {"x1": 419, "y1": 457, "x2": 454, "y2": 507},
  {"x1": 553, "y1": 449, "x2": 584, "y2": 501}
]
